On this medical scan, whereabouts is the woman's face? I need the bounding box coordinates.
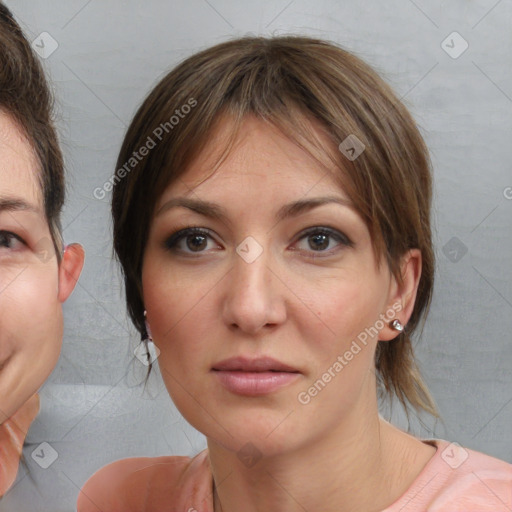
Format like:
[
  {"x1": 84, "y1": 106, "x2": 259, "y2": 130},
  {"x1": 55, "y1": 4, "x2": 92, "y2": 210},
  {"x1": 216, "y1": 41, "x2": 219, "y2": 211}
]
[
  {"x1": 0, "y1": 111, "x2": 82, "y2": 423},
  {"x1": 142, "y1": 115, "x2": 412, "y2": 455}
]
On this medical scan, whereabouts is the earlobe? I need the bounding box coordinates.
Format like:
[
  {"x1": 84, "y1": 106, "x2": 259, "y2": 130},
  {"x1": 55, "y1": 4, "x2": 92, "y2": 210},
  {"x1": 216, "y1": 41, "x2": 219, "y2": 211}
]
[
  {"x1": 57, "y1": 243, "x2": 85, "y2": 303},
  {"x1": 380, "y1": 249, "x2": 422, "y2": 341}
]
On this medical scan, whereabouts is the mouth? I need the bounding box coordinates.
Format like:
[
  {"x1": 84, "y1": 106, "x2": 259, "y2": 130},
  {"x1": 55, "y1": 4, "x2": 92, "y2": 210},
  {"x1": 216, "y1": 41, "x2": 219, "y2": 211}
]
[
  {"x1": 212, "y1": 355, "x2": 300, "y2": 373},
  {"x1": 211, "y1": 356, "x2": 301, "y2": 396}
]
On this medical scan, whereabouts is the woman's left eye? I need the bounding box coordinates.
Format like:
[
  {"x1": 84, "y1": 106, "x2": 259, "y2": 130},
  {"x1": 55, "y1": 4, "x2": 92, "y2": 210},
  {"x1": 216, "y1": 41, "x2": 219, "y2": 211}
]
[
  {"x1": 295, "y1": 227, "x2": 353, "y2": 256},
  {"x1": 0, "y1": 231, "x2": 25, "y2": 251},
  {"x1": 164, "y1": 226, "x2": 352, "y2": 256}
]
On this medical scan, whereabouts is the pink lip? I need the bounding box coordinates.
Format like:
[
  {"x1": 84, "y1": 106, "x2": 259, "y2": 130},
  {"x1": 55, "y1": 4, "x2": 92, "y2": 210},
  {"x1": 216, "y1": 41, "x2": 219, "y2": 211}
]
[
  {"x1": 212, "y1": 356, "x2": 299, "y2": 372},
  {"x1": 212, "y1": 356, "x2": 301, "y2": 396}
]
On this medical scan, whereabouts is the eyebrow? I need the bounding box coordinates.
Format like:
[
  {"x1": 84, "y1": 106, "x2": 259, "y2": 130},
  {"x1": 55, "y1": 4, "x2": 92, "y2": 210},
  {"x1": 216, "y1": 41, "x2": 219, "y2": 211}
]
[
  {"x1": 0, "y1": 196, "x2": 40, "y2": 214},
  {"x1": 156, "y1": 196, "x2": 354, "y2": 224}
]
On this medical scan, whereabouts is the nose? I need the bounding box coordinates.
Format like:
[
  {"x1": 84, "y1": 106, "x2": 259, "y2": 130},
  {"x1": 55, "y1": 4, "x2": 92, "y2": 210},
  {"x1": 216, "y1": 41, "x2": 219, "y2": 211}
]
[{"x1": 221, "y1": 241, "x2": 286, "y2": 335}]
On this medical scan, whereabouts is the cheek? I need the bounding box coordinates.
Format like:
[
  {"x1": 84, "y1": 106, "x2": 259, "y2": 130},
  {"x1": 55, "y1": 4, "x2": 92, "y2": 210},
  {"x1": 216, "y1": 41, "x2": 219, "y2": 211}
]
[
  {"x1": 0, "y1": 266, "x2": 62, "y2": 353},
  {"x1": 142, "y1": 256, "x2": 214, "y2": 349},
  {"x1": 144, "y1": 282, "x2": 207, "y2": 378},
  {"x1": 142, "y1": 257, "x2": 222, "y2": 420},
  {"x1": 2, "y1": 266, "x2": 59, "y2": 318},
  {"x1": 299, "y1": 272, "x2": 385, "y2": 354},
  {"x1": 0, "y1": 267, "x2": 62, "y2": 418},
  {"x1": 292, "y1": 280, "x2": 386, "y2": 417}
]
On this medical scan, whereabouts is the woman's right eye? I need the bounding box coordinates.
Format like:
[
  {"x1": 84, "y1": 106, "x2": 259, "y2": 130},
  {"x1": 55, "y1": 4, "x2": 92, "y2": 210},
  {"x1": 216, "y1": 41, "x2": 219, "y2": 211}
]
[
  {"x1": 0, "y1": 230, "x2": 25, "y2": 251},
  {"x1": 164, "y1": 227, "x2": 220, "y2": 254}
]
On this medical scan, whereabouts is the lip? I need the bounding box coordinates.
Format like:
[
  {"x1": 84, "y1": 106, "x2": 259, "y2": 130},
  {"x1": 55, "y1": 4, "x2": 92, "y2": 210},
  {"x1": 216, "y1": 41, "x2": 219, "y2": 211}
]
[
  {"x1": 212, "y1": 356, "x2": 299, "y2": 373},
  {"x1": 212, "y1": 356, "x2": 301, "y2": 396}
]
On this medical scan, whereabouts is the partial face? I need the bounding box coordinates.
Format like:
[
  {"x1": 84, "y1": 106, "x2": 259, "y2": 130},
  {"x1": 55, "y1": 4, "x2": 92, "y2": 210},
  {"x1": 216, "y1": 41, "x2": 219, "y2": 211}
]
[
  {"x1": 0, "y1": 112, "x2": 62, "y2": 423},
  {"x1": 142, "y1": 115, "x2": 401, "y2": 455}
]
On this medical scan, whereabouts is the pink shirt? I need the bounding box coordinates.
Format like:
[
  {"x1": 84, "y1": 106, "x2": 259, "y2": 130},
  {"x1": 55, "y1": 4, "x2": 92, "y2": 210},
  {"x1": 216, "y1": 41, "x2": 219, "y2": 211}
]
[{"x1": 77, "y1": 439, "x2": 512, "y2": 511}]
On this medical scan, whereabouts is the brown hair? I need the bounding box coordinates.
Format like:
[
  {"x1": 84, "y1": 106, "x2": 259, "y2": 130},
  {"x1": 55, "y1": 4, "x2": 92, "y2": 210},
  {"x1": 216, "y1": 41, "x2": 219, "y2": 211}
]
[
  {"x1": 0, "y1": 3, "x2": 64, "y2": 258},
  {"x1": 112, "y1": 35, "x2": 438, "y2": 418}
]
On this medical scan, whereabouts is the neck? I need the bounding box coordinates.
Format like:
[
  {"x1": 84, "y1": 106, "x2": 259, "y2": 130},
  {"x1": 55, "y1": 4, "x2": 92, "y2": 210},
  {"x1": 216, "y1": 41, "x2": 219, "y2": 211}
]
[{"x1": 207, "y1": 396, "x2": 434, "y2": 512}]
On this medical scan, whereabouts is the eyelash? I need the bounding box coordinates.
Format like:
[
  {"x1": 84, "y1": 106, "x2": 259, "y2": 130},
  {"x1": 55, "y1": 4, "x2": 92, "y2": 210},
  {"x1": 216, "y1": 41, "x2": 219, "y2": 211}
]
[
  {"x1": 164, "y1": 226, "x2": 353, "y2": 258},
  {"x1": 0, "y1": 230, "x2": 25, "y2": 250}
]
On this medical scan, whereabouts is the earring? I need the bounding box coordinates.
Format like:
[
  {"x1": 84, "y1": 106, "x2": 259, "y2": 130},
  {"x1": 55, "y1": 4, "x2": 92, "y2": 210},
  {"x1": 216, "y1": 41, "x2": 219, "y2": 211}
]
[
  {"x1": 389, "y1": 319, "x2": 404, "y2": 332},
  {"x1": 143, "y1": 310, "x2": 153, "y2": 342}
]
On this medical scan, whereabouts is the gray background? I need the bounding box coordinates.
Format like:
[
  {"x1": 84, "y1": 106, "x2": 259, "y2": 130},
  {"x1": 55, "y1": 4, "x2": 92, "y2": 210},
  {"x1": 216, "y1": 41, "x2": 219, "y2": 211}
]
[{"x1": 2, "y1": 1, "x2": 511, "y2": 510}]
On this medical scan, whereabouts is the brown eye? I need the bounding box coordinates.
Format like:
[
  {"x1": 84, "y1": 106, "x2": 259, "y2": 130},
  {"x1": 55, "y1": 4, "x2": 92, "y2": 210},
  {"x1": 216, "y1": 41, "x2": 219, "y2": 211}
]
[
  {"x1": 164, "y1": 227, "x2": 218, "y2": 254},
  {"x1": 295, "y1": 227, "x2": 353, "y2": 255},
  {"x1": 185, "y1": 233, "x2": 208, "y2": 252},
  {"x1": 0, "y1": 230, "x2": 25, "y2": 250}
]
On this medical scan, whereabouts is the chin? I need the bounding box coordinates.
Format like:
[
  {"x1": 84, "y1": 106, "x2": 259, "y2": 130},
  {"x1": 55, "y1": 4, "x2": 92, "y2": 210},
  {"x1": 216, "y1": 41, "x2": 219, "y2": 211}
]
[{"x1": 200, "y1": 408, "x2": 301, "y2": 456}]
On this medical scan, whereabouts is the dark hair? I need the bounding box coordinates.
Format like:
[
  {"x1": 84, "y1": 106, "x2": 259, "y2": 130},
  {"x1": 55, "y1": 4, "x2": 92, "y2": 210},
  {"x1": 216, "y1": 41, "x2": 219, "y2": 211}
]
[
  {"x1": 0, "y1": 2, "x2": 64, "y2": 257},
  {"x1": 112, "y1": 35, "x2": 438, "y2": 417}
]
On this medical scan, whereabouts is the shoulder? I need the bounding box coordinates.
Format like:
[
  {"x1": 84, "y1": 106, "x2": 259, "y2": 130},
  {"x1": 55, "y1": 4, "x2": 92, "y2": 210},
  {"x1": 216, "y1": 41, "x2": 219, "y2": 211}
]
[
  {"x1": 77, "y1": 450, "x2": 212, "y2": 512},
  {"x1": 387, "y1": 439, "x2": 512, "y2": 511},
  {"x1": 432, "y1": 440, "x2": 512, "y2": 510}
]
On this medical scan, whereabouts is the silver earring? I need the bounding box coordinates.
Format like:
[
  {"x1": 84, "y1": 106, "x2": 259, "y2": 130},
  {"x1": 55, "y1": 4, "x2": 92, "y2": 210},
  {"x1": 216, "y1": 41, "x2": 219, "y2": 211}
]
[
  {"x1": 390, "y1": 319, "x2": 404, "y2": 332},
  {"x1": 143, "y1": 310, "x2": 153, "y2": 342}
]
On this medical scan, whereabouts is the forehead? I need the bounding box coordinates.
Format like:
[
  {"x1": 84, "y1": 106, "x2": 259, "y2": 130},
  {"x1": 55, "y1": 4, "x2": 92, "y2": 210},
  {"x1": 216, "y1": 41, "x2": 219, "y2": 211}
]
[
  {"x1": 164, "y1": 114, "x2": 346, "y2": 201},
  {"x1": 0, "y1": 111, "x2": 42, "y2": 209}
]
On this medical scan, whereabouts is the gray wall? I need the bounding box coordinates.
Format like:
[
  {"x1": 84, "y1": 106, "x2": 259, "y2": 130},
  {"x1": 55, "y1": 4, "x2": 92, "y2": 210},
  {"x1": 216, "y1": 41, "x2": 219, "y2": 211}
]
[{"x1": 3, "y1": 1, "x2": 511, "y2": 510}]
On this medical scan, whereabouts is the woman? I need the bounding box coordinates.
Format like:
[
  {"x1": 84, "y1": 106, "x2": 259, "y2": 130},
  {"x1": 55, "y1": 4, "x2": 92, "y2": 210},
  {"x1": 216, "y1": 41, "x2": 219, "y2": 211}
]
[
  {"x1": 0, "y1": 3, "x2": 84, "y2": 496},
  {"x1": 78, "y1": 36, "x2": 511, "y2": 511}
]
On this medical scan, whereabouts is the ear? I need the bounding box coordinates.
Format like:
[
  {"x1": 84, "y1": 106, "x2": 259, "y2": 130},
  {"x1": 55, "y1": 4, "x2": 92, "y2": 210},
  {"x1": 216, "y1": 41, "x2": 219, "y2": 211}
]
[
  {"x1": 379, "y1": 248, "x2": 422, "y2": 341},
  {"x1": 57, "y1": 243, "x2": 85, "y2": 303}
]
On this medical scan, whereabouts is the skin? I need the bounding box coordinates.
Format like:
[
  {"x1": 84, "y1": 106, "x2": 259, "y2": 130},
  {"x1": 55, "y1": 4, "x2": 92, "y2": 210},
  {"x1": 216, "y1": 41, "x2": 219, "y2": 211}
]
[
  {"x1": 78, "y1": 114, "x2": 436, "y2": 512},
  {"x1": 0, "y1": 111, "x2": 84, "y2": 495},
  {"x1": 144, "y1": 115, "x2": 436, "y2": 512}
]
